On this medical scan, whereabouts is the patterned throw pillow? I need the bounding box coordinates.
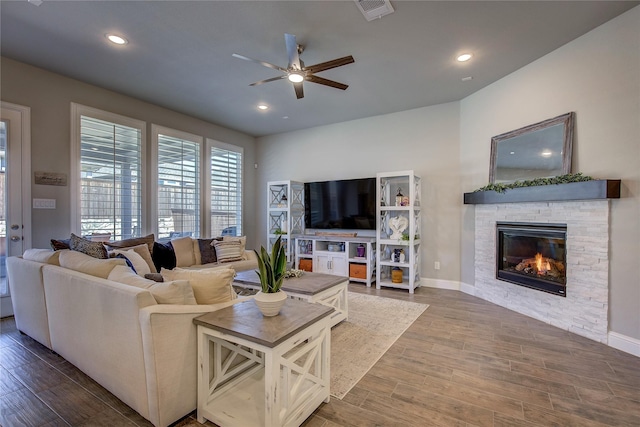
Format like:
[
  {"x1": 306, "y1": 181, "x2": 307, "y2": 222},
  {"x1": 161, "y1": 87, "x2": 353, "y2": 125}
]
[
  {"x1": 213, "y1": 240, "x2": 244, "y2": 263},
  {"x1": 69, "y1": 233, "x2": 108, "y2": 259},
  {"x1": 50, "y1": 238, "x2": 71, "y2": 251},
  {"x1": 198, "y1": 238, "x2": 221, "y2": 264}
]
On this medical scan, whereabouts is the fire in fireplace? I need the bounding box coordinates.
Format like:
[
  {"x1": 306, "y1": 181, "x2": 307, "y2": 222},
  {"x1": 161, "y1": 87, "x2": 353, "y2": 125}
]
[{"x1": 496, "y1": 222, "x2": 567, "y2": 296}]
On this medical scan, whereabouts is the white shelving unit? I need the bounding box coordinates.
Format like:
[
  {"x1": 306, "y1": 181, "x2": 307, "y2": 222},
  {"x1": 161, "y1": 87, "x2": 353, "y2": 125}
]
[
  {"x1": 376, "y1": 171, "x2": 421, "y2": 293},
  {"x1": 294, "y1": 235, "x2": 377, "y2": 287},
  {"x1": 267, "y1": 180, "x2": 304, "y2": 264}
]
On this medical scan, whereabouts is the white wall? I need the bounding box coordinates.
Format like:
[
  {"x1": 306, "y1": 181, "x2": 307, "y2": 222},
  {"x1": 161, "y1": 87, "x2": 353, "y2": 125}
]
[
  {"x1": 0, "y1": 58, "x2": 259, "y2": 250},
  {"x1": 257, "y1": 102, "x2": 462, "y2": 283},
  {"x1": 460, "y1": 6, "x2": 640, "y2": 340}
]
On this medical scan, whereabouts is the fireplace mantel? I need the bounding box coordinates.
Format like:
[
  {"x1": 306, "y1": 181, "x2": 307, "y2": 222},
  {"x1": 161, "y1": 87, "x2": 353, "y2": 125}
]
[{"x1": 463, "y1": 179, "x2": 620, "y2": 205}]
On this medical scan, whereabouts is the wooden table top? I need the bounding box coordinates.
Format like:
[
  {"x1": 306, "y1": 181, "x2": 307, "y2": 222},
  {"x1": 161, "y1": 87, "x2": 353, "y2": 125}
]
[
  {"x1": 234, "y1": 270, "x2": 348, "y2": 296},
  {"x1": 193, "y1": 299, "x2": 334, "y2": 348}
]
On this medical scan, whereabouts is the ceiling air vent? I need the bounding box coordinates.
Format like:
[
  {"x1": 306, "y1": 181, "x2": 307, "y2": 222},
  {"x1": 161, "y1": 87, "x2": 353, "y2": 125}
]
[{"x1": 354, "y1": 0, "x2": 394, "y2": 22}]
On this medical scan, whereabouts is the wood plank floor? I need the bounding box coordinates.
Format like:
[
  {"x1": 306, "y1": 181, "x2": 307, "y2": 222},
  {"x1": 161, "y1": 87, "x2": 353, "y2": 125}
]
[{"x1": 1, "y1": 285, "x2": 639, "y2": 426}]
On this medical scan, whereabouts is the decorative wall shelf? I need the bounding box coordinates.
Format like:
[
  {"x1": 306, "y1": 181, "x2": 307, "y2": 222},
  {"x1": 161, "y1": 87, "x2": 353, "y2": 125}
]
[{"x1": 463, "y1": 179, "x2": 620, "y2": 205}]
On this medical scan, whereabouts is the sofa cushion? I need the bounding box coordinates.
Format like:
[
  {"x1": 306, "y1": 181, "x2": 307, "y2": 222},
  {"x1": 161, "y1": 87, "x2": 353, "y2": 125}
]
[
  {"x1": 161, "y1": 267, "x2": 237, "y2": 305},
  {"x1": 104, "y1": 233, "x2": 155, "y2": 255},
  {"x1": 108, "y1": 265, "x2": 197, "y2": 305},
  {"x1": 70, "y1": 233, "x2": 108, "y2": 259},
  {"x1": 152, "y1": 241, "x2": 176, "y2": 272},
  {"x1": 172, "y1": 236, "x2": 195, "y2": 267},
  {"x1": 213, "y1": 240, "x2": 244, "y2": 263},
  {"x1": 22, "y1": 248, "x2": 63, "y2": 265},
  {"x1": 59, "y1": 250, "x2": 126, "y2": 279},
  {"x1": 50, "y1": 238, "x2": 71, "y2": 251},
  {"x1": 110, "y1": 248, "x2": 151, "y2": 276},
  {"x1": 109, "y1": 243, "x2": 154, "y2": 273}
]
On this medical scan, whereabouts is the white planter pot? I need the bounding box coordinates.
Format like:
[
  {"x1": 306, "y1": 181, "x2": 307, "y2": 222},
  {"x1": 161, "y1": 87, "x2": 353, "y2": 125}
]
[{"x1": 253, "y1": 290, "x2": 288, "y2": 316}]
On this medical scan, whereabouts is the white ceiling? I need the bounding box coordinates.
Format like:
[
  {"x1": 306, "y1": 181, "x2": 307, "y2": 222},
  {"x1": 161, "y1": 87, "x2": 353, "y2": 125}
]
[{"x1": 1, "y1": 0, "x2": 637, "y2": 137}]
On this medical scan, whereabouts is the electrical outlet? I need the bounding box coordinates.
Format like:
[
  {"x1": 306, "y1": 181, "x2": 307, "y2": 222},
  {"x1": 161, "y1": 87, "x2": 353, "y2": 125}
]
[{"x1": 434, "y1": 261, "x2": 441, "y2": 270}]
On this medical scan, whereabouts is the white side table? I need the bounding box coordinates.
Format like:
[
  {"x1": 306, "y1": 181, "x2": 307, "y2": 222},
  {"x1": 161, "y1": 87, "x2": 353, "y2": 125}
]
[{"x1": 194, "y1": 299, "x2": 333, "y2": 427}]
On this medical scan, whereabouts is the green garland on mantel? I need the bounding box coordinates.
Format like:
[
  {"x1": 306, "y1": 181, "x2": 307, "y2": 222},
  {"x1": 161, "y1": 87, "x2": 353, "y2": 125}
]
[{"x1": 474, "y1": 173, "x2": 594, "y2": 193}]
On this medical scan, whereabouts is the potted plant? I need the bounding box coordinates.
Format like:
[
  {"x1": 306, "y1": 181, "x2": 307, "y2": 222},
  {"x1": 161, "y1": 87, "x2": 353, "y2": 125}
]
[{"x1": 253, "y1": 236, "x2": 288, "y2": 316}]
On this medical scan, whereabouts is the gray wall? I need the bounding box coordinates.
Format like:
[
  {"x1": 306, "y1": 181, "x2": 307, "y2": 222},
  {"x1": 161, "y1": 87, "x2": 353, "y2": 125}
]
[
  {"x1": 0, "y1": 58, "x2": 258, "y2": 250},
  {"x1": 256, "y1": 102, "x2": 462, "y2": 285},
  {"x1": 460, "y1": 7, "x2": 639, "y2": 339}
]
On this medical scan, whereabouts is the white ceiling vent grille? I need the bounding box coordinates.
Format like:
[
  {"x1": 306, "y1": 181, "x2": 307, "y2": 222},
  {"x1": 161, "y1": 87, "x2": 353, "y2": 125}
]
[{"x1": 355, "y1": 0, "x2": 394, "y2": 22}]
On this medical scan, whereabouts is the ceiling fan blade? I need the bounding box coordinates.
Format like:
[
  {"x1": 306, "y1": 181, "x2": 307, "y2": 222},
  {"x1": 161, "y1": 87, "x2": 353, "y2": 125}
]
[
  {"x1": 285, "y1": 33, "x2": 301, "y2": 70},
  {"x1": 306, "y1": 75, "x2": 349, "y2": 90},
  {"x1": 232, "y1": 53, "x2": 287, "y2": 73},
  {"x1": 249, "y1": 75, "x2": 287, "y2": 86},
  {"x1": 293, "y1": 81, "x2": 304, "y2": 99},
  {"x1": 305, "y1": 56, "x2": 354, "y2": 74}
]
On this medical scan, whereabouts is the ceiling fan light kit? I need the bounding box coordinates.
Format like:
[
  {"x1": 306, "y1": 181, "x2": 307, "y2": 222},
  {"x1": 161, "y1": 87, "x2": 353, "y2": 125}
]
[{"x1": 233, "y1": 33, "x2": 354, "y2": 99}]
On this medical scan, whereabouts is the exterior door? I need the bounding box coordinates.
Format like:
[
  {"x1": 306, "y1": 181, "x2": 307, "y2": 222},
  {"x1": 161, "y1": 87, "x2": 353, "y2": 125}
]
[{"x1": 1, "y1": 102, "x2": 31, "y2": 317}]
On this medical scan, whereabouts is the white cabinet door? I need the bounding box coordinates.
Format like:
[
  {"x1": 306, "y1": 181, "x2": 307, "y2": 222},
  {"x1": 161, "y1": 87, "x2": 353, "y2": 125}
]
[
  {"x1": 330, "y1": 255, "x2": 348, "y2": 276},
  {"x1": 314, "y1": 252, "x2": 348, "y2": 276}
]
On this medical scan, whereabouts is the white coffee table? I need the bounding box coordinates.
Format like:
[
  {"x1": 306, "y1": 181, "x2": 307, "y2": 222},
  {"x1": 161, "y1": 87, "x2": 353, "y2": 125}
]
[
  {"x1": 194, "y1": 299, "x2": 333, "y2": 427},
  {"x1": 234, "y1": 270, "x2": 349, "y2": 327}
]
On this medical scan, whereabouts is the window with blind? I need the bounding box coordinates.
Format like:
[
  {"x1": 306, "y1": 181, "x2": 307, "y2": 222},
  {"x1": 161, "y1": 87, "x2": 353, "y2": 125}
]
[
  {"x1": 155, "y1": 128, "x2": 201, "y2": 240},
  {"x1": 209, "y1": 141, "x2": 243, "y2": 237},
  {"x1": 72, "y1": 105, "x2": 144, "y2": 241}
]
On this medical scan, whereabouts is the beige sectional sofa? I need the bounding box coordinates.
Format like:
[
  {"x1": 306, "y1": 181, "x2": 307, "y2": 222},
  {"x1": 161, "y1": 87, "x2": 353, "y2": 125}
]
[{"x1": 7, "y1": 241, "x2": 258, "y2": 427}]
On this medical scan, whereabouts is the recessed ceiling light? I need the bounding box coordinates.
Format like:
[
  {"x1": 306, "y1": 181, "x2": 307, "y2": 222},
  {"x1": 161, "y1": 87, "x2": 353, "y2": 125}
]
[
  {"x1": 257, "y1": 104, "x2": 269, "y2": 110},
  {"x1": 461, "y1": 76, "x2": 473, "y2": 82},
  {"x1": 457, "y1": 53, "x2": 473, "y2": 62},
  {"x1": 282, "y1": 116, "x2": 289, "y2": 119},
  {"x1": 106, "y1": 34, "x2": 128, "y2": 45},
  {"x1": 541, "y1": 150, "x2": 553, "y2": 157}
]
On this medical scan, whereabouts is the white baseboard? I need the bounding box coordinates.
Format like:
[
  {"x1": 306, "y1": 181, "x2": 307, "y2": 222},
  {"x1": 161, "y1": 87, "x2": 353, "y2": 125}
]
[
  {"x1": 420, "y1": 277, "x2": 461, "y2": 291},
  {"x1": 608, "y1": 331, "x2": 640, "y2": 357}
]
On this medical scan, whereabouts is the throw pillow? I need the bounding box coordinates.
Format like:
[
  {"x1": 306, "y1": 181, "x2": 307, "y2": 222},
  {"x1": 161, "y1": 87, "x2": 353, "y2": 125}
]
[
  {"x1": 50, "y1": 238, "x2": 71, "y2": 251},
  {"x1": 108, "y1": 265, "x2": 197, "y2": 305},
  {"x1": 213, "y1": 240, "x2": 244, "y2": 263},
  {"x1": 114, "y1": 253, "x2": 137, "y2": 273},
  {"x1": 104, "y1": 233, "x2": 155, "y2": 255},
  {"x1": 110, "y1": 248, "x2": 151, "y2": 276},
  {"x1": 152, "y1": 241, "x2": 176, "y2": 272},
  {"x1": 171, "y1": 236, "x2": 196, "y2": 267},
  {"x1": 59, "y1": 250, "x2": 126, "y2": 279},
  {"x1": 109, "y1": 243, "x2": 155, "y2": 273},
  {"x1": 69, "y1": 233, "x2": 108, "y2": 259},
  {"x1": 22, "y1": 248, "x2": 63, "y2": 265},
  {"x1": 199, "y1": 238, "x2": 220, "y2": 264},
  {"x1": 222, "y1": 235, "x2": 247, "y2": 253},
  {"x1": 161, "y1": 267, "x2": 237, "y2": 305}
]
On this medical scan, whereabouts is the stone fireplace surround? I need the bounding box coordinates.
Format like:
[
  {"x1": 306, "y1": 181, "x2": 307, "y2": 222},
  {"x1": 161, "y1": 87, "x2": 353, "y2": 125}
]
[{"x1": 474, "y1": 200, "x2": 610, "y2": 343}]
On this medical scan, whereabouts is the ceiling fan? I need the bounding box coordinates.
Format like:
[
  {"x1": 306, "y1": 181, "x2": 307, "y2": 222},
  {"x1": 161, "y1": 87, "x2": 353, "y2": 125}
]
[{"x1": 232, "y1": 33, "x2": 354, "y2": 99}]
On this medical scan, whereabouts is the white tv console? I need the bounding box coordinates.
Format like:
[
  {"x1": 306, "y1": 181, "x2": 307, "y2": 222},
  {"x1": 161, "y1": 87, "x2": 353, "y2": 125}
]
[{"x1": 293, "y1": 234, "x2": 376, "y2": 287}]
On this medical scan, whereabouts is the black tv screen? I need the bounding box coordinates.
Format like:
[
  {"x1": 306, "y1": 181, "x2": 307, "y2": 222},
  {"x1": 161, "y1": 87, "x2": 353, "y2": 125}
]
[{"x1": 304, "y1": 178, "x2": 376, "y2": 230}]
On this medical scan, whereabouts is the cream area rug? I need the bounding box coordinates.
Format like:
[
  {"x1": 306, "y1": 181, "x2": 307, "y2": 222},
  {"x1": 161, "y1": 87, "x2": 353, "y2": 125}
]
[{"x1": 330, "y1": 292, "x2": 428, "y2": 399}]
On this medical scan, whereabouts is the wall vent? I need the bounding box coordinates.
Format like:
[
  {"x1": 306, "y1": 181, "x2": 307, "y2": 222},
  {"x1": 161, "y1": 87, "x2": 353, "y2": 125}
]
[{"x1": 354, "y1": 0, "x2": 394, "y2": 22}]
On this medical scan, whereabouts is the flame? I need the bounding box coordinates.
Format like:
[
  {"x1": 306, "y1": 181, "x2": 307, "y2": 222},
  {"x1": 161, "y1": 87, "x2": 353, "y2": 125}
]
[{"x1": 535, "y1": 253, "x2": 550, "y2": 275}]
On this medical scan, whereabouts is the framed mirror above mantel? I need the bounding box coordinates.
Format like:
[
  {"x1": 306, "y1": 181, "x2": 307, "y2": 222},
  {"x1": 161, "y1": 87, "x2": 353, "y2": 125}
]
[{"x1": 489, "y1": 112, "x2": 575, "y2": 184}]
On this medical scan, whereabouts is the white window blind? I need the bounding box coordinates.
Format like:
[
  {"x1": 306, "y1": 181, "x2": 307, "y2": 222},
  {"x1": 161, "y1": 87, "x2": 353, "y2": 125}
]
[
  {"x1": 79, "y1": 116, "x2": 142, "y2": 240},
  {"x1": 157, "y1": 134, "x2": 200, "y2": 239},
  {"x1": 210, "y1": 145, "x2": 242, "y2": 237}
]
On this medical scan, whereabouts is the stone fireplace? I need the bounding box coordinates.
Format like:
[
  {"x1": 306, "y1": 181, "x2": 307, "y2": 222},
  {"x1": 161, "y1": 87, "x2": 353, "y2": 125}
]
[
  {"x1": 496, "y1": 222, "x2": 567, "y2": 297},
  {"x1": 473, "y1": 200, "x2": 611, "y2": 343},
  {"x1": 464, "y1": 180, "x2": 620, "y2": 343}
]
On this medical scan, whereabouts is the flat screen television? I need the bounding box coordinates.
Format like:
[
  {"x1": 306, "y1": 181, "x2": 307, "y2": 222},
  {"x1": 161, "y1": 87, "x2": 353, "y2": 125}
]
[{"x1": 304, "y1": 178, "x2": 376, "y2": 230}]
